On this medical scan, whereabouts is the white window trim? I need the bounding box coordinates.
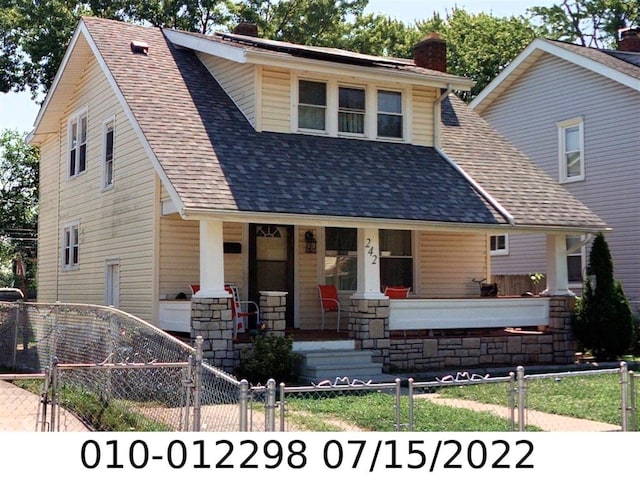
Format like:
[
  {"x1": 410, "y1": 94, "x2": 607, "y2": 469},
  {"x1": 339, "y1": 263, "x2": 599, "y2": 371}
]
[
  {"x1": 295, "y1": 78, "x2": 329, "y2": 135},
  {"x1": 557, "y1": 117, "x2": 585, "y2": 183},
  {"x1": 292, "y1": 73, "x2": 409, "y2": 142},
  {"x1": 490, "y1": 234, "x2": 509, "y2": 256},
  {"x1": 61, "y1": 220, "x2": 80, "y2": 270},
  {"x1": 67, "y1": 107, "x2": 89, "y2": 179},
  {"x1": 337, "y1": 83, "x2": 367, "y2": 138},
  {"x1": 102, "y1": 116, "x2": 115, "y2": 190},
  {"x1": 105, "y1": 257, "x2": 121, "y2": 308},
  {"x1": 376, "y1": 88, "x2": 405, "y2": 141},
  {"x1": 566, "y1": 234, "x2": 586, "y2": 288}
]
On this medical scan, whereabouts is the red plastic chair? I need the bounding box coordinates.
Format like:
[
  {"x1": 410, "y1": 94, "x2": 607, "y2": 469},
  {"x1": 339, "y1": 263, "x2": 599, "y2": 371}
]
[
  {"x1": 384, "y1": 286, "x2": 411, "y2": 298},
  {"x1": 225, "y1": 284, "x2": 259, "y2": 338},
  {"x1": 318, "y1": 284, "x2": 341, "y2": 332}
]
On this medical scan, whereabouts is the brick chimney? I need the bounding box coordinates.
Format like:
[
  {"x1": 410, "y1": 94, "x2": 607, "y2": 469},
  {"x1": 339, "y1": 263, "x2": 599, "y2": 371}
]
[
  {"x1": 233, "y1": 22, "x2": 259, "y2": 37},
  {"x1": 617, "y1": 27, "x2": 640, "y2": 52},
  {"x1": 413, "y1": 32, "x2": 447, "y2": 72}
]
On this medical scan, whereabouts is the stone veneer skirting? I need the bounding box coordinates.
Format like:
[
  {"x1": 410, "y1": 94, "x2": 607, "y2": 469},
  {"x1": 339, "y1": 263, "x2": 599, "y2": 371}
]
[
  {"x1": 355, "y1": 295, "x2": 577, "y2": 372},
  {"x1": 194, "y1": 294, "x2": 577, "y2": 374}
]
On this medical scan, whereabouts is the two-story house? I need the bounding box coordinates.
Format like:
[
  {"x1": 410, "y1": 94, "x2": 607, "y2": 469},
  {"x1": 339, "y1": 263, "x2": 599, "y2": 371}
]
[
  {"x1": 471, "y1": 29, "x2": 640, "y2": 312},
  {"x1": 28, "y1": 17, "x2": 607, "y2": 374}
]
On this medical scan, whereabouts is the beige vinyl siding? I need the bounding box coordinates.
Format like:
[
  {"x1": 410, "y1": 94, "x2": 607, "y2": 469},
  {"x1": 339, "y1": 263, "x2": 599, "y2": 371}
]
[
  {"x1": 294, "y1": 229, "x2": 489, "y2": 329},
  {"x1": 296, "y1": 227, "x2": 322, "y2": 329},
  {"x1": 159, "y1": 215, "x2": 199, "y2": 297},
  {"x1": 411, "y1": 86, "x2": 436, "y2": 146},
  {"x1": 261, "y1": 67, "x2": 291, "y2": 133},
  {"x1": 36, "y1": 134, "x2": 62, "y2": 302},
  {"x1": 198, "y1": 53, "x2": 256, "y2": 126},
  {"x1": 417, "y1": 231, "x2": 487, "y2": 298},
  {"x1": 222, "y1": 222, "x2": 244, "y2": 288},
  {"x1": 51, "y1": 55, "x2": 157, "y2": 321},
  {"x1": 158, "y1": 220, "x2": 245, "y2": 298}
]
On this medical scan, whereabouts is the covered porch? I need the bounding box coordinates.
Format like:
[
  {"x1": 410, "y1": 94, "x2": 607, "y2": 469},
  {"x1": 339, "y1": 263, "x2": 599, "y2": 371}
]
[{"x1": 176, "y1": 218, "x2": 578, "y2": 372}]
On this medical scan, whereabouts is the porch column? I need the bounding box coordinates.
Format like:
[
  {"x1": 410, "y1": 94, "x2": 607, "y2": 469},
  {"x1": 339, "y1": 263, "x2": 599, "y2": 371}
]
[
  {"x1": 543, "y1": 233, "x2": 574, "y2": 297},
  {"x1": 191, "y1": 219, "x2": 233, "y2": 370},
  {"x1": 350, "y1": 227, "x2": 390, "y2": 370},
  {"x1": 195, "y1": 219, "x2": 228, "y2": 298},
  {"x1": 353, "y1": 227, "x2": 385, "y2": 300}
]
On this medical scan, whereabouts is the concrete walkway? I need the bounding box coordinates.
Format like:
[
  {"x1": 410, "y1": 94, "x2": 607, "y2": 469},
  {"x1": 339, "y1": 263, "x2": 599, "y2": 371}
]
[
  {"x1": 0, "y1": 380, "x2": 90, "y2": 432},
  {"x1": 422, "y1": 394, "x2": 620, "y2": 432}
]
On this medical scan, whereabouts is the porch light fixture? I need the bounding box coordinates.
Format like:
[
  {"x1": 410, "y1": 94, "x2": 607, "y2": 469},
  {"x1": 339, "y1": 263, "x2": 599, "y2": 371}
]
[{"x1": 304, "y1": 230, "x2": 317, "y2": 253}]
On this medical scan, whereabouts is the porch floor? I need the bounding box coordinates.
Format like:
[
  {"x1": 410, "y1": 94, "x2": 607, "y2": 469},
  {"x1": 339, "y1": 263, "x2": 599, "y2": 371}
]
[{"x1": 235, "y1": 328, "x2": 350, "y2": 343}]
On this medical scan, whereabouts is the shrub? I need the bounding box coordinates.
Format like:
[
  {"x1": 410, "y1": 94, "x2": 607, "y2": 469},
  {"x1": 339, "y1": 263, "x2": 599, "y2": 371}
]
[
  {"x1": 573, "y1": 233, "x2": 634, "y2": 360},
  {"x1": 236, "y1": 334, "x2": 301, "y2": 385}
]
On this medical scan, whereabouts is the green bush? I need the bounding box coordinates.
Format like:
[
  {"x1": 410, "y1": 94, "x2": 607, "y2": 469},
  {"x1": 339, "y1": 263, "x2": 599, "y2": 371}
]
[
  {"x1": 573, "y1": 233, "x2": 634, "y2": 360},
  {"x1": 236, "y1": 334, "x2": 301, "y2": 385}
]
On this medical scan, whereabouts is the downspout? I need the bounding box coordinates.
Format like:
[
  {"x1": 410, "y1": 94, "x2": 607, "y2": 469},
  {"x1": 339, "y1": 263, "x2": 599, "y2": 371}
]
[
  {"x1": 433, "y1": 84, "x2": 452, "y2": 150},
  {"x1": 433, "y1": 85, "x2": 516, "y2": 226}
]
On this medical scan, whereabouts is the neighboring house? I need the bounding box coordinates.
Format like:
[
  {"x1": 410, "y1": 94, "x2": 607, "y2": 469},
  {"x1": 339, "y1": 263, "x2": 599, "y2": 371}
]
[
  {"x1": 471, "y1": 28, "x2": 640, "y2": 311},
  {"x1": 28, "y1": 17, "x2": 607, "y2": 373}
]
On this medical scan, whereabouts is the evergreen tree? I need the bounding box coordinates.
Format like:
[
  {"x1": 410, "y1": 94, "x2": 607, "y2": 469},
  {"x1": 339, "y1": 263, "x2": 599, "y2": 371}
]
[{"x1": 573, "y1": 233, "x2": 633, "y2": 359}]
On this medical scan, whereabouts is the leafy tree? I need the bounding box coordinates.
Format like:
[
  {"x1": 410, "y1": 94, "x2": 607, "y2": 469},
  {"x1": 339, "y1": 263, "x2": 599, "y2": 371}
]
[
  {"x1": 573, "y1": 233, "x2": 634, "y2": 360},
  {"x1": 0, "y1": 0, "x2": 232, "y2": 95},
  {"x1": 528, "y1": 0, "x2": 640, "y2": 48},
  {"x1": 0, "y1": 129, "x2": 39, "y2": 290},
  {"x1": 340, "y1": 13, "x2": 421, "y2": 57},
  {"x1": 232, "y1": 0, "x2": 368, "y2": 46}
]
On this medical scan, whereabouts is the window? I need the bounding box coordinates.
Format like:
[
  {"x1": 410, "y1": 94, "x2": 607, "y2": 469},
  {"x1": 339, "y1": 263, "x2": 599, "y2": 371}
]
[
  {"x1": 324, "y1": 227, "x2": 357, "y2": 291},
  {"x1": 377, "y1": 90, "x2": 403, "y2": 138},
  {"x1": 380, "y1": 229, "x2": 413, "y2": 290},
  {"x1": 558, "y1": 117, "x2": 584, "y2": 183},
  {"x1": 490, "y1": 234, "x2": 509, "y2": 256},
  {"x1": 298, "y1": 80, "x2": 326, "y2": 131},
  {"x1": 338, "y1": 86, "x2": 365, "y2": 135},
  {"x1": 103, "y1": 119, "x2": 114, "y2": 188},
  {"x1": 566, "y1": 235, "x2": 584, "y2": 283},
  {"x1": 62, "y1": 222, "x2": 80, "y2": 269},
  {"x1": 68, "y1": 110, "x2": 88, "y2": 177}
]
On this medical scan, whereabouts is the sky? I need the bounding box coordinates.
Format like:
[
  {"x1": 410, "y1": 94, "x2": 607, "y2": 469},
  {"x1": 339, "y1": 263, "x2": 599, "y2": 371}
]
[{"x1": 0, "y1": 0, "x2": 556, "y2": 135}]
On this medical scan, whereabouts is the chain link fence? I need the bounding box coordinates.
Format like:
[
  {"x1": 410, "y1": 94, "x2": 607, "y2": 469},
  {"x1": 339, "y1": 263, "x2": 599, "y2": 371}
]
[
  {"x1": 1, "y1": 301, "x2": 637, "y2": 432},
  {"x1": 0, "y1": 301, "x2": 242, "y2": 431}
]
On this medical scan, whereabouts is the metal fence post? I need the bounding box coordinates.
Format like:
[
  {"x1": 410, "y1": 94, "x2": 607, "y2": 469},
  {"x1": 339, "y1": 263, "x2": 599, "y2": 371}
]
[
  {"x1": 193, "y1": 336, "x2": 203, "y2": 432},
  {"x1": 12, "y1": 303, "x2": 20, "y2": 369},
  {"x1": 265, "y1": 378, "x2": 276, "y2": 432},
  {"x1": 408, "y1": 378, "x2": 414, "y2": 431},
  {"x1": 182, "y1": 358, "x2": 192, "y2": 431},
  {"x1": 508, "y1": 371, "x2": 515, "y2": 432},
  {"x1": 239, "y1": 380, "x2": 249, "y2": 432},
  {"x1": 394, "y1": 378, "x2": 401, "y2": 431},
  {"x1": 517, "y1": 366, "x2": 525, "y2": 432},
  {"x1": 279, "y1": 382, "x2": 286, "y2": 433},
  {"x1": 620, "y1": 361, "x2": 628, "y2": 432},
  {"x1": 630, "y1": 371, "x2": 636, "y2": 432},
  {"x1": 50, "y1": 358, "x2": 59, "y2": 432}
]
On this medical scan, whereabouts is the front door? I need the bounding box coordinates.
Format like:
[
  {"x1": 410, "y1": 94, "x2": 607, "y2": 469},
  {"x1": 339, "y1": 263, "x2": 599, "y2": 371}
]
[{"x1": 249, "y1": 224, "x2": 294, "y2": 328}]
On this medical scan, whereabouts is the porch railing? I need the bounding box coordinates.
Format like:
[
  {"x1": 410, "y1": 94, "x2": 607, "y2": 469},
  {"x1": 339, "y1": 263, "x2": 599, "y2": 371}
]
[{"x1": 388, "y1": 297, "x2": 550, "y2": 330}]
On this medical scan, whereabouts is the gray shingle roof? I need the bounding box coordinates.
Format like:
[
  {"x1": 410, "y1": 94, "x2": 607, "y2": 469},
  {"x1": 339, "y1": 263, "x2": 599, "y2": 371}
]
[
  {"x1": 440, "y1": 95, "x2": 606, "y2": 229},
  {"x1": 546, "y1": 39, "x2": 640, "y2": 80},
  {"x1": 82, "y1": 17, "x2": 606, "y2": 230}
]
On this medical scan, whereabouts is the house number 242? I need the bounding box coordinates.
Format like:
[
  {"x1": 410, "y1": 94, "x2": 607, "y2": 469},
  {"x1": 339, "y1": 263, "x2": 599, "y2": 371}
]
[{"x1": 365, "y1": 238, "x2": 377, "y2": 265}]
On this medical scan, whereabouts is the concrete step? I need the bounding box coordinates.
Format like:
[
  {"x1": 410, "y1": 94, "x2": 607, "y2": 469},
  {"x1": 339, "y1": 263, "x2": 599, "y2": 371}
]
[{"x1": 296, "y1": 348, "x2": 385, "y2": 384}]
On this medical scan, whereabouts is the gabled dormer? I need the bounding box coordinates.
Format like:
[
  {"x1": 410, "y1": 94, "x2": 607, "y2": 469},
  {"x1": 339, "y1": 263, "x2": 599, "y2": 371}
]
[{"x1": 164, "y1": 27, "x2": 473, "y2": 147}]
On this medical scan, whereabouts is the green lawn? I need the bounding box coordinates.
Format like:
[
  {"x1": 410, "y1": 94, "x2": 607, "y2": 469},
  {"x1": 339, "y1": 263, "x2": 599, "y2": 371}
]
[{"x1": 437, "y1": 372, "x2": 630, "y2": 425}]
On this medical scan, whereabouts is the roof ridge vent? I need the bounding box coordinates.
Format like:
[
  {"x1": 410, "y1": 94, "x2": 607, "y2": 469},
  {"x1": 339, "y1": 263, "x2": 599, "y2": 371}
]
[{"x1": 131, "y1": 40, "x2": 150, "y2": 55}]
